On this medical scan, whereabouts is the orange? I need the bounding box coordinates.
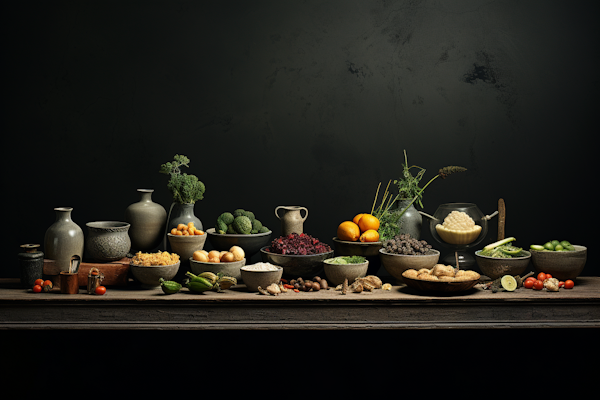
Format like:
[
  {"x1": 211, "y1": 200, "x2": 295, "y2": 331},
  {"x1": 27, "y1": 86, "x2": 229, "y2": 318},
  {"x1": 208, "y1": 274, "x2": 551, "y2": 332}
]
[
  {"x1": 337, "y1": 221, "x2": 361, "y2": 242},
  {"x1": 357, "y1": 213, "x2": 380, "y2": 232},
  {"x1": 353, "y1": 213, "x2": 365, "y2": 225},
  {"x1": 360, "y1": 229, "x2": 380, "y2": 243}
]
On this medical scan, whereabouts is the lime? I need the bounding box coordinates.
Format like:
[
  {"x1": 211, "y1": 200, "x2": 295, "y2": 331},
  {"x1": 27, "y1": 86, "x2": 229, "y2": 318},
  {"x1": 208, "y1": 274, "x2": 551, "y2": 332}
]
[
  {"x1": 544, "y1": 242, "x2": 554, "y2": 251},
  {"x1": 530, "y1": 244, "x2": 545, "y2": 251},
  {"x1": 554, "y1": 244, "x2": 564, "y2": 251},
  {"x1": 560, "y1": 240, "x2": 571, "y2": 248},
  {"x1": 501, "y1": 275, "x2": 518, "y2": 291},
  {"x1": 551, "y1": 240, "x2": 560, "y2": 247}
]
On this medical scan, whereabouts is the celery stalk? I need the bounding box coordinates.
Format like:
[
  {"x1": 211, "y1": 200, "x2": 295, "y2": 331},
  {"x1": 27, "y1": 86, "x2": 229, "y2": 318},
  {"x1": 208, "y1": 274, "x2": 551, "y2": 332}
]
[{"x1": 483, "y1": 237, "x2": 516, "y2": 251}]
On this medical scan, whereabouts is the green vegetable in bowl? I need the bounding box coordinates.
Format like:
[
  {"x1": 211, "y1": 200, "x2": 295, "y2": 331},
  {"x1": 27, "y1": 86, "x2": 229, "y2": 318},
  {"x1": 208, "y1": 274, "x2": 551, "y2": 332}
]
[
  {"x1": 327, "y1": 256, "x2": 366, "y2": 264},
  {"x1": 479, "y1": 237, "x2": 525, "y2": 258},
  {"x1": 232, "y1": 215, "x2": 253, "y2": 234}
]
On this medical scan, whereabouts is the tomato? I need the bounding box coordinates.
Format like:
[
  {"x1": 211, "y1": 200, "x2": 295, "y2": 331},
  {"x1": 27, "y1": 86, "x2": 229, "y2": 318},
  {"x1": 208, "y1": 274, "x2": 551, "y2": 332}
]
[
  {"x1": 95, "y1": 286, "x2": 107, "y2": 295},
  {"x1": 537, "y1": 272, "x2": 547, "y2": 281},
  {"x1": 524, "y1": 278, "x2": 535, "y2": 289},
  {"x1": 559, "y1": 281, "x2": 565, "y2": 288},
  {"x1": 533, "y1": 280, "x2": 544, "y2": 290},
  {"x1": 544, "y1": 273, "x2": 552, "y2": 280},
  {"x1": 564, "y1": 280, "x2": 574, "y2": 289},
  {"x1": 32, "y1": 284, "x2": 42, "y2": 293},
  {"x1": 34, "y1": 279, "x2": 44, "y2": 286}
]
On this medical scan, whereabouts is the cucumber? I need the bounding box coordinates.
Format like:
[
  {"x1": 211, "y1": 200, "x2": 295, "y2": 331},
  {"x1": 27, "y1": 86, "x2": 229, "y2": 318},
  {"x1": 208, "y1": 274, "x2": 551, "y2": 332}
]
[{"x1": 159, "y1": 278, "x2": 182, "y2": 294}]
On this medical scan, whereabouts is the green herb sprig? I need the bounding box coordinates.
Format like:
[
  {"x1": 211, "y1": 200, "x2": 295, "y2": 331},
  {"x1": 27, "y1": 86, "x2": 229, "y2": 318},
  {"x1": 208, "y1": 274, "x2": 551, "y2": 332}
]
[{"x1": 159, "y1": 154, "x2": 206, "y2": 204}]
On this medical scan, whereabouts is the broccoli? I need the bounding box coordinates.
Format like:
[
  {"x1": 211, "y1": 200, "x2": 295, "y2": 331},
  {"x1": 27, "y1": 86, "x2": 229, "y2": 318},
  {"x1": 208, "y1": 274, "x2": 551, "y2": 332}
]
[
  {"x1": 218, "y1": 212, "x2": 234, "y2": 225},
  {"x1": 251, "y1": 219, "x2": 263, "y2": 232},
  {"x1": 226, "y1": 224, "x2": 236, "y2": 234},
  {"x1": 233, "y1": 209, "x2": 246, "y2": 217},
  {"x1": 242, "y1": 210, "x2": 255, "y2": 221},
  {"x1": 215, "y1": 219, "x2": 228, "y2": 234},
  {"x1": 258, "y1": 226, "x2": 270, "y2": 234},
  {"x1": 232, "y1": 215, "x2": 252, "y2": 234}
]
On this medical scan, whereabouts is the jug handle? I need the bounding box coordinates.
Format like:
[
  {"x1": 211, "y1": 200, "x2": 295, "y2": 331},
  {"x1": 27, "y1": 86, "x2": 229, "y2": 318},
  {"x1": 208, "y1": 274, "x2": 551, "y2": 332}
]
[
  {"x1": 298, "y1": 206, "x2": 308, "y2": 221},
  {"x1": 275, "y1": 206, "x2": 284, "y2": 220}
]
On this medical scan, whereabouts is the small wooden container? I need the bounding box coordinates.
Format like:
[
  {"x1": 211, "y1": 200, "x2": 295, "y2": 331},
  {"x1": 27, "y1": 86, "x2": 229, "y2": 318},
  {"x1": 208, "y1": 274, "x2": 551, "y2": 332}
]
[
  {"x1": 60, "y1": 272, "x2": 79, "y2": 294},
  {"x1": 87, "y1": 267, "x2": 104, "y2": 294}
]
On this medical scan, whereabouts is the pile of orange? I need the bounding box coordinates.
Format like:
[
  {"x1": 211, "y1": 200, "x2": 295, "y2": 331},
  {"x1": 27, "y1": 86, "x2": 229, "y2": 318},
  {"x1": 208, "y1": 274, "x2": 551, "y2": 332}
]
[{"x1": 337, "y1": 213, "x2": 380, "y2": 243}]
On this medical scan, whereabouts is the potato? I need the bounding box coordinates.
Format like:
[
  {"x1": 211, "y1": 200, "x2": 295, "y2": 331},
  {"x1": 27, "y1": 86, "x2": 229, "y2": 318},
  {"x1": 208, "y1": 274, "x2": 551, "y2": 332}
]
[
  {"x1": 192, "y1": 251, "x2": 208, "y2": 262},
  {"x1": 220, "y1": 251, "x2": 235, "y2": 263},
  {"x1": 229, "y1": 246, "x2": 245, "y2": 261}
]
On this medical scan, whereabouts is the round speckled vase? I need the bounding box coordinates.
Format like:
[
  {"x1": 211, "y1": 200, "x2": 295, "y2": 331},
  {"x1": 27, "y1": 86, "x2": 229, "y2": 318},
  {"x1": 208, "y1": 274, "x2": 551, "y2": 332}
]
[
  {"x1": 85, "y1": 221, "x2": 131, "y2": 262},
  {"x1": 125, "y1": 189, "x2": 167, "y2": 252},
  {"x1": 44, "y1": 207, "x2": 85, "y2": 274}
]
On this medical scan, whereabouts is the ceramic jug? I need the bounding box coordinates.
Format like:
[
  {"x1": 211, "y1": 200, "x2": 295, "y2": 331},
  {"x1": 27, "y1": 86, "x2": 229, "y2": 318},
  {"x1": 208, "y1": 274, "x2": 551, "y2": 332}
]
[
  {"x1": 275, "y1": 206, "x2": 308, "y2": 236},
  {"x1": 44, "y1": 207, "x2": 84, "y2": 275}
]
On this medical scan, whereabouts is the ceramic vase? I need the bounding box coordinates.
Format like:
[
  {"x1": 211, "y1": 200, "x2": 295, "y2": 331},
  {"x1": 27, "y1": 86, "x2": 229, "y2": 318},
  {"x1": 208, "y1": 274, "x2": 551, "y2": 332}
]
[
  {"x1": 18, "y1": 244, "x2": 44, "y2": 288},
  {"x1": 395, "y1": 199, "x2": 423, "y2": 239},
  {"x1": 43, "y1": 207, "x2": 85, "y2": 274},
  {"x1": 125, "y1": 189, "x2": 167, "y2": 252},
  {"x1": 167, "y1": 202, "x2": 202, "y2": 232}
]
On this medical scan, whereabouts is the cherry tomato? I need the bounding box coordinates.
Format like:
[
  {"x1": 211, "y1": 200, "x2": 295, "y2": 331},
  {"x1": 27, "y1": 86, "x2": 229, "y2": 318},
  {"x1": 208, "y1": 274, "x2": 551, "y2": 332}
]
[
  {"x1": 559, "y1": 281, "x2": 565, "y2": 288},
  {"x1": 544, "y1": 273, "x2": 552, "y2": 280},
  {"x1": 537, "y1": 272, "x2": 547, "y2": 281},
  {"x1": 95, "y1": 286, "x2": 107, "y2": 295},
  {"x1": 34, "y1": 279, "x2": 44, "y2": 286},
  {"x1": 32, "y1": 284, "x2": 42, "y2": 293},
  {"x1": 533, "y1": 280, "x2": 544, "y2": 290},
  {"x1": 564, "y1": 280, "x2": 574, "y2": 289},
  {"x1": 523, "y1": 279, "x2": 534, "y2": 289}
]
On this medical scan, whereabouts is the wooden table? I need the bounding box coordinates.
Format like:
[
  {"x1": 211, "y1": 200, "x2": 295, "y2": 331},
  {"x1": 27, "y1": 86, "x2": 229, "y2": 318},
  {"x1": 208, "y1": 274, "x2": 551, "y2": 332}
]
[{"x1": 2, "y1": 277, "x2": 599, "y2": 331}]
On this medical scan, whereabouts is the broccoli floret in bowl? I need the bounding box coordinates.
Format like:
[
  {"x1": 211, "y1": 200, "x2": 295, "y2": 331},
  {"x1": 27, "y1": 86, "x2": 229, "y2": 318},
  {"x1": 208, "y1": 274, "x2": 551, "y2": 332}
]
[{"x1": 233, "y1": 215, "x2": 253, "y2": 234}]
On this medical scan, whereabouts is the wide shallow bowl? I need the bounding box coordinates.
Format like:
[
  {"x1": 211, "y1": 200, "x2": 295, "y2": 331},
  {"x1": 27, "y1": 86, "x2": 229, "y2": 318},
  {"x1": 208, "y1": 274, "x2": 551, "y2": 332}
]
[
  {"x1": 167, "y1": 233, "x2": 207, "y2": 262},
  {"x1": 240, "y1": 265, "x2": 283, "y2": 292},
  {"x1": 332, "y1": 237, "x2": 382, "y2": 275},
  {"x1": 379, "y1": 249, "x2": 440, "y2": 282},
  {"x1": 260, "y1": 246, "x2": 334, "y2": 278},
  {"x1": 206, "y1": 228, "x2": 272, "y2": 257},
  {"x1": 189, "y1": 257, "x2": 246, "y2": 281},
  {"x1": 475, "y1": 250, "x2": 531, "y2": 280},
  {"x1": 85, "y1": 221, "x2": 131, "y2": 262},
  {"x1": 530, "y1": 245, "x2": 587, "y2": 281},
  {"x1": 402, "y1": 275, "x2": 480, "y2": 293},
  {"x1": 323, "y1": 257, "x2": 369, "y2": 286},
  {"x1": 130, "y1": 261, "x2": 180, "y2": 288}
]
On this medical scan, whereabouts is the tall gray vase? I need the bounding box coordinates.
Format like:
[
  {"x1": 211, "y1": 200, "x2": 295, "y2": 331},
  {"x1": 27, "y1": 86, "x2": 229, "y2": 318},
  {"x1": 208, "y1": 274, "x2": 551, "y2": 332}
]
[
  {"x1": 125, "y1": 189, "x2": 167, "y2": 252},
  {"x1": 43, "y1": 207, "x2": 85, "y2": 275},
  {"x1": 395, "y1": 199, "x2": 423, "y2": 239}
]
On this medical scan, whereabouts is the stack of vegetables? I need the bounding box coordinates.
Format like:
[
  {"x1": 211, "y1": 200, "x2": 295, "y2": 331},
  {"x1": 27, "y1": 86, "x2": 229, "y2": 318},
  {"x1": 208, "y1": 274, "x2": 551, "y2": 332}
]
[{"x1": 214, "y1": 209, "x2": 270, "y2": 235}]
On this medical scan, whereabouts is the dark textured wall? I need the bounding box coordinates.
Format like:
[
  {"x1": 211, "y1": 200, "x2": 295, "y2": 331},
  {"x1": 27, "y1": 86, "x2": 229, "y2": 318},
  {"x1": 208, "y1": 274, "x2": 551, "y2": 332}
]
[{"x1": 4, "y1": 1, "x2": 598, "y2": 278}]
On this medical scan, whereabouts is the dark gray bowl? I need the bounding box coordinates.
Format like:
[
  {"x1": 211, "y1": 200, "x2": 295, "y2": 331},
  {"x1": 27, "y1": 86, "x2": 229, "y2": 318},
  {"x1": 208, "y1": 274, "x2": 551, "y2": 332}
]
[
  {"x1": 206, "y1": 228, "x2": 272, "y2": 257},
  {"x1": 530, "y1": 245, "x2": 587, "y2": 281},
  {"x1": 475, "y1": 250, "x2": 531, "y2": 280},
  {"x1": 260, "y1": 246, "x2": 334, "y2": 278}
]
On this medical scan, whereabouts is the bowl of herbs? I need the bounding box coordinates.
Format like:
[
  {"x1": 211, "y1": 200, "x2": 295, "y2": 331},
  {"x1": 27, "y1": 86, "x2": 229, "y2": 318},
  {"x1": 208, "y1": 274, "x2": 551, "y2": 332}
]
[{"x1": 323, "y1": 256, "x2": 369, "y2": 286}]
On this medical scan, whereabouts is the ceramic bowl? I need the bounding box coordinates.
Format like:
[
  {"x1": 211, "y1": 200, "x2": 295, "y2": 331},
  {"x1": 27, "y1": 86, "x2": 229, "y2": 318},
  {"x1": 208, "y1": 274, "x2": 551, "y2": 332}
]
[
  {"x1": 189, "y1": 257, "x2": 246, "y2": 281},
  {"x1": 332, "y1": 237, "x2": 383, "y2": 275},
  {"x1": 206, "y1": 228, "x2": 272, "y2": 258},
  {"x1": 130, "y1": 261, "x2": 180, "y2": 288},
  {"x1": 240, "y1": 265, "x2": 283, "y2": 292},
  {"x1": 475, "y1": 250, "x2": 531, "y2": 280},
  {"x1": 379, "y1": 249, "x2": 440, "y2": 282},
  {"x1": 260, "y1": 246, "x2": 334, "y2": 278},
  {"x1": 85, "y1": 221, "x2": 131, "y2": 262},
  {"x1": 323, "y1": 257, "x2": 369, "y2": 286},
  {"x1": 530, "y1": 245, "x2": 587, "y2": 281},
  {"x1": 167, "y1": 233, "x2": 207, "y2": 262}
]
